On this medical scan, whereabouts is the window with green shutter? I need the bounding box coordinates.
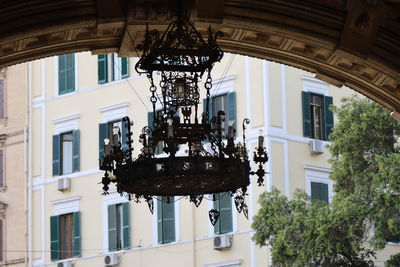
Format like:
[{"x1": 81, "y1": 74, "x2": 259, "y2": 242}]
[
  {"x1": 58, "y1": 54, "x2": 75, "y2": 95},
  {"x1": 157, "y1": 197, "x2": 175, "y2": 244},
  {"x1": 311, "y1": 182, "x2": 329, "y2": 203},
  {"x1": 53, "y1": 130, "x2": 80, "y2": 176},
  {"x1": 99, "y1": 119, "x2": 129, "y2": 163},
  {"x1": 214, "y1": 192, "x2": 233, "y2": 234},
  {"x1": 148, "y1": 111, "x2": 164, "y2": 154},
  {"x1": 108, "y1": 203, "x2": 130, "y2": 251},
  {"x1": 203, "y1": 91, "x2": 236, "y2": 137},
  {"x1": 98, "y1": 54, "x2": 129, "y2": 84},
  {"x1": 302, "y1": 91, "x2": 334, "y2": 141},
  {"x1": 50, "y1": 212, "x2": 81, "y2": 261}
]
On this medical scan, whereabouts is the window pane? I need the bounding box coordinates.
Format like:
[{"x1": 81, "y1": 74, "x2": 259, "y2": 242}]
[
  {"x1": 60, "y1": 214, "x2": 73, "y2": 259},
  {"x1": 62, "y1": 133, "x2": 73, "y2": 174},
  {"x1": 310, "y1": 94, "x2": 324, "y2": 140},
  {"x1": 116, "y1": 204, "x2": 123, "y2": 250},
  {"x1": 311, "y1": 182, "x2": 329, "y2": 203}
]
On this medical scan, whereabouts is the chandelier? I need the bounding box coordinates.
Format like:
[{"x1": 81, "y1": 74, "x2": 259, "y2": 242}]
[{"x1": 99, "y1": 7, "x2": 268, "y2": 225}]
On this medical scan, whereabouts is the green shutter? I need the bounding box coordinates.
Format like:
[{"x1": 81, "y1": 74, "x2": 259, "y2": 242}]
[
  {"x1": 121, "y1": 119, "x2": 129, "y2": 152},
  {"x1": 50, "y1": 216, "x2": 60, "y2": 261},
  {"x1": 157, "y1": 199, "x2": 163, "y2": 244},
  {"x1": 58, "y1": 55, "x2": 66, "y2": 94},
  {"x1": 99, "y1": 123, "x2": 108, "y2": 163},
  {"x1": 162, "y1": 198, "x2": 175, "y2": 243},
  {"x1": 52, "y1": 135, "x2": 61, "y2": 176},
  {"x1": 214, "y1": 193, "x2": 232, "y2": 234},
  {"x1": 147, "y1": 111, "x2": 154, "y2": 129},
  {"x1": 324, "y1": 96, "x2": 334, "y2": 141},
  {"x1": 214, "y1": 197, "x2": 221, "y2": 234},
  {"x1": 58, "y1": 54, "x2": 75, "y2": 95},
  {"x1": 72, "y1": 130, "x2": 80, "y2": 173},
  {"x1": 227, "y1": 92, "x2": 237, "y2": 131},
  {"x1": 311, "y1": 182, "x2": 329, "y2": 203},
  {"x1": 302, "y1": 91, "x2": 312, "y2": 138},
  {"x1": 122, "y1": 202, "x2": 130, "y2": 249},
  {"x1": 108, "y1": 204, "x2": 117, "y2": 251},
  {"x1": 121, "y1": 57, "x2": 129, "y2": 78},
  {"x1": 203, "y1": 98, "x2": 212, "y2": 123},
  {"x1": 98, "y1": 54, "x2": 108, "y2": 84},
  {"x1": 72, "y1": 212, "x2": 81, "y2": 257}
]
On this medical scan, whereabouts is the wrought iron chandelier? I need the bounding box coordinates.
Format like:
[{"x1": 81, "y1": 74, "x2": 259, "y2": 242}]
[{"x1": 99, "y1": 5, "x2": 268, "y2": 225}]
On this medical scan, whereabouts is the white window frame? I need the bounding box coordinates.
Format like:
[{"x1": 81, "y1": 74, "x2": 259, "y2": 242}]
[
  {"x1": 304, "y1": 165, "x2": 333, "y2": 203},
  {"x1": 152, "y1": 197, "x2": 180, "y2": 246},
  {"x1": 204, "y1": 259, "x2": 242, "y2": 267},
  {"x1": 101, "y1": 189, "x2": 129, "y2": 251},
  {"x1": 52, "y1": 114, "x2": 80, "y2": 135},
  {"x1": 207, "y1": 195, "x2": 238, "y2": 236},
  {"x1": 99, "y1": 102, "x2": 129, "y2": 123}
]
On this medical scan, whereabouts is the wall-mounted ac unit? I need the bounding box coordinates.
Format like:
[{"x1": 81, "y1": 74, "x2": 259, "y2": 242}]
[
  {"x1": 309, "y1": 139, "x2": 324, "y2": 155},
  {"x1": 57, "y1": 261, "x2": 73, "y2": 267},
  {"x1": 105, "y1": 254, "x2": 120, "y2": 267},
  {"x1": 213, "y1": 234, "x2": 233, "y2": 250},
  {"x1": 58, "y1": 177, "x2": 71, "y2": 192}
]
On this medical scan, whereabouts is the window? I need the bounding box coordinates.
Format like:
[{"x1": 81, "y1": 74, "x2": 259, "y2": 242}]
[
  {"x1": 157, "y1": 197, "x2": 175, "y2": 244},
  {"x1": 58, "y1": 54, "x2": 75, "y2": 95},
  {"x1": 50, "y1": 212, "x2": 81, "y2": 261},
  {"x1": 52, "y1": 130, "x2": 80, "y2": 176},
  {"x1": 0, "y1": 79, "x2": 4, "y2": 119},
  {"x1": 302, "y1": 91, "x2": 333, "y2": 140},
  {"x1": 388, "y1": 234, "x2": 400, "y2": 244},
  {"x1": 310, "y1": 181, "x2": 329, "y2": 203},
  {"x1": 0, "y1": 150, "x2": 3, "y2": 187},
  {"x1": 98, "y1": 54, "x2": 129, "y2": 84},
  {"x1": 108, "y1": 203, "x2": 130, "y2": 251},
  {"x1": 203, "y1": 92, "x2": 236, "y2": 136},
  {"x1": 99, "y1": 119, "x2": 128, "y2": 161},
  {"x1": 214, "y1": 192, "x2": 233, "y2": 234}
]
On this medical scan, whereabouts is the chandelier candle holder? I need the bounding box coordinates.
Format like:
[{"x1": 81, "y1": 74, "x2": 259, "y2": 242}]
[{"x1": 99, "y1": 5, "x2": 269, "y2": 225}]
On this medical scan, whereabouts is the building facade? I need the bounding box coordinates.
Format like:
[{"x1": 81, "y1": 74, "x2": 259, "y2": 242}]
[
  {"x1": 0, "y1": 65, "x2": 29, "y2": 266},
  {"x1": 28, "y1": 52, "x2": 399, "y2": 267}
]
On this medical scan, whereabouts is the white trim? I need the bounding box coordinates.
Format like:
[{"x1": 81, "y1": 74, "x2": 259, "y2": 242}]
[
  {"x1": 263, "y1": 61, "x2": 270, "y2": 133},
  {"x1": 280, "y1": 64, "x2": 287, "y2": 134},
  {"x1": 245, "y1": 57, "x2": 252, "y2": 123},
  {"x1": 204, "y1": 259, "x2": 242, "y2": 267},
  {"x1": 301, "y1": 75, "x2": 329, "y2": 96},
  {"x1": 52, "y1": 114, "x2": 80, "y2": 134},
  {"x1": 175, "y1": 199, "x2": 180, "y2": 242},
  {"x1": 305, "y1": 167, "x2": 333, "y2": 203},
  {"x1": 32, "y1": 168, "x2": 102, "y2": 189},
  {"x1": 99, "y1": 102, "x2": 129, "y2": 123},
  {"x1": 51, "y1": 196, "x2": 81, "y2": 215}
]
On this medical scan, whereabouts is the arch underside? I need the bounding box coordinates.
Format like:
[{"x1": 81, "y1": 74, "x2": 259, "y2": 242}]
[{"x1": 0, "y1": 0, "x2": 399, "y2": 112}]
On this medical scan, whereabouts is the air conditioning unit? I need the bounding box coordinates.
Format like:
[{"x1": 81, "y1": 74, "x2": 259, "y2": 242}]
[
  {"x1": 213, "y1": 234, "x2": 232, "y2": 250},
  {"x1": 58, "y1": 177, "x2": 71, "y2": 192},
  {"x1": 104, "y1": 254, "x2": 120, "y2": 267},
  {"x1": 309, "y1": 139, "x2": 324, "y2": 155},
  {"x1": 57, "y1": 261, "x2": 73, "y2": 267}
]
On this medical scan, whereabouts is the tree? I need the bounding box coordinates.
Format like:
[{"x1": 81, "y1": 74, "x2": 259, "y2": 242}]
[
  {"x1": 252, "y1": 188, "x2": 375, "y2": 266},
  {"x1": 252, "y1": 96, "x2": 400, "y2": 266}
]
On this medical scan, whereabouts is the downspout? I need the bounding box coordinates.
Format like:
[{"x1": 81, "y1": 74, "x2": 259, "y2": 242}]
[{"x1": 27, "y1": 62, "x2": 33, "y2": 267}]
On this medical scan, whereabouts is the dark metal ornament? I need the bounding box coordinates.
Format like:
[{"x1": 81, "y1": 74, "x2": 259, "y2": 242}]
[
  {"x1": 190, "y1": 195, "x2": 203, "y2": 207},
  {"x1": 146, "y1": 197, "x2": 154, "y2": 214},
  {"x1": 234, "y1": 195, "x2": 245, "y2": 213},
  {"x1": 209, "y1": 209, "x2": 220, "y2": 226}
]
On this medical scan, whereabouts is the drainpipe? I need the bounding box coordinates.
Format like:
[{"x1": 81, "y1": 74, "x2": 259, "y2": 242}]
[{"x1": 27, "y1": 62, "x2": 33, "y2": 267}]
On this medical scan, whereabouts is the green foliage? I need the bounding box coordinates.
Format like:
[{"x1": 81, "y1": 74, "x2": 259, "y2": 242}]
[
  {"x1": 252, "y1": 96, "x2": 400, "y2": 266},
  {"x1": 252, "y1": 188, "x2": 375, "y2": 266},
  {"x1": 385, "y1": 253, "x2": 400, "y2": 267}
]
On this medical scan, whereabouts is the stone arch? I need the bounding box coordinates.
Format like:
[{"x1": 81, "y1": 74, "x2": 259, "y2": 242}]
[{"x1": 0, "y1": 0, "x2": 399, "y2": 113}]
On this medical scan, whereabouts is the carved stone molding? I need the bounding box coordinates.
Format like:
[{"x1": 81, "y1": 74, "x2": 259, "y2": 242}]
[{"x1": 0, "y1": 0, "x2": 399, "y2": 114}]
